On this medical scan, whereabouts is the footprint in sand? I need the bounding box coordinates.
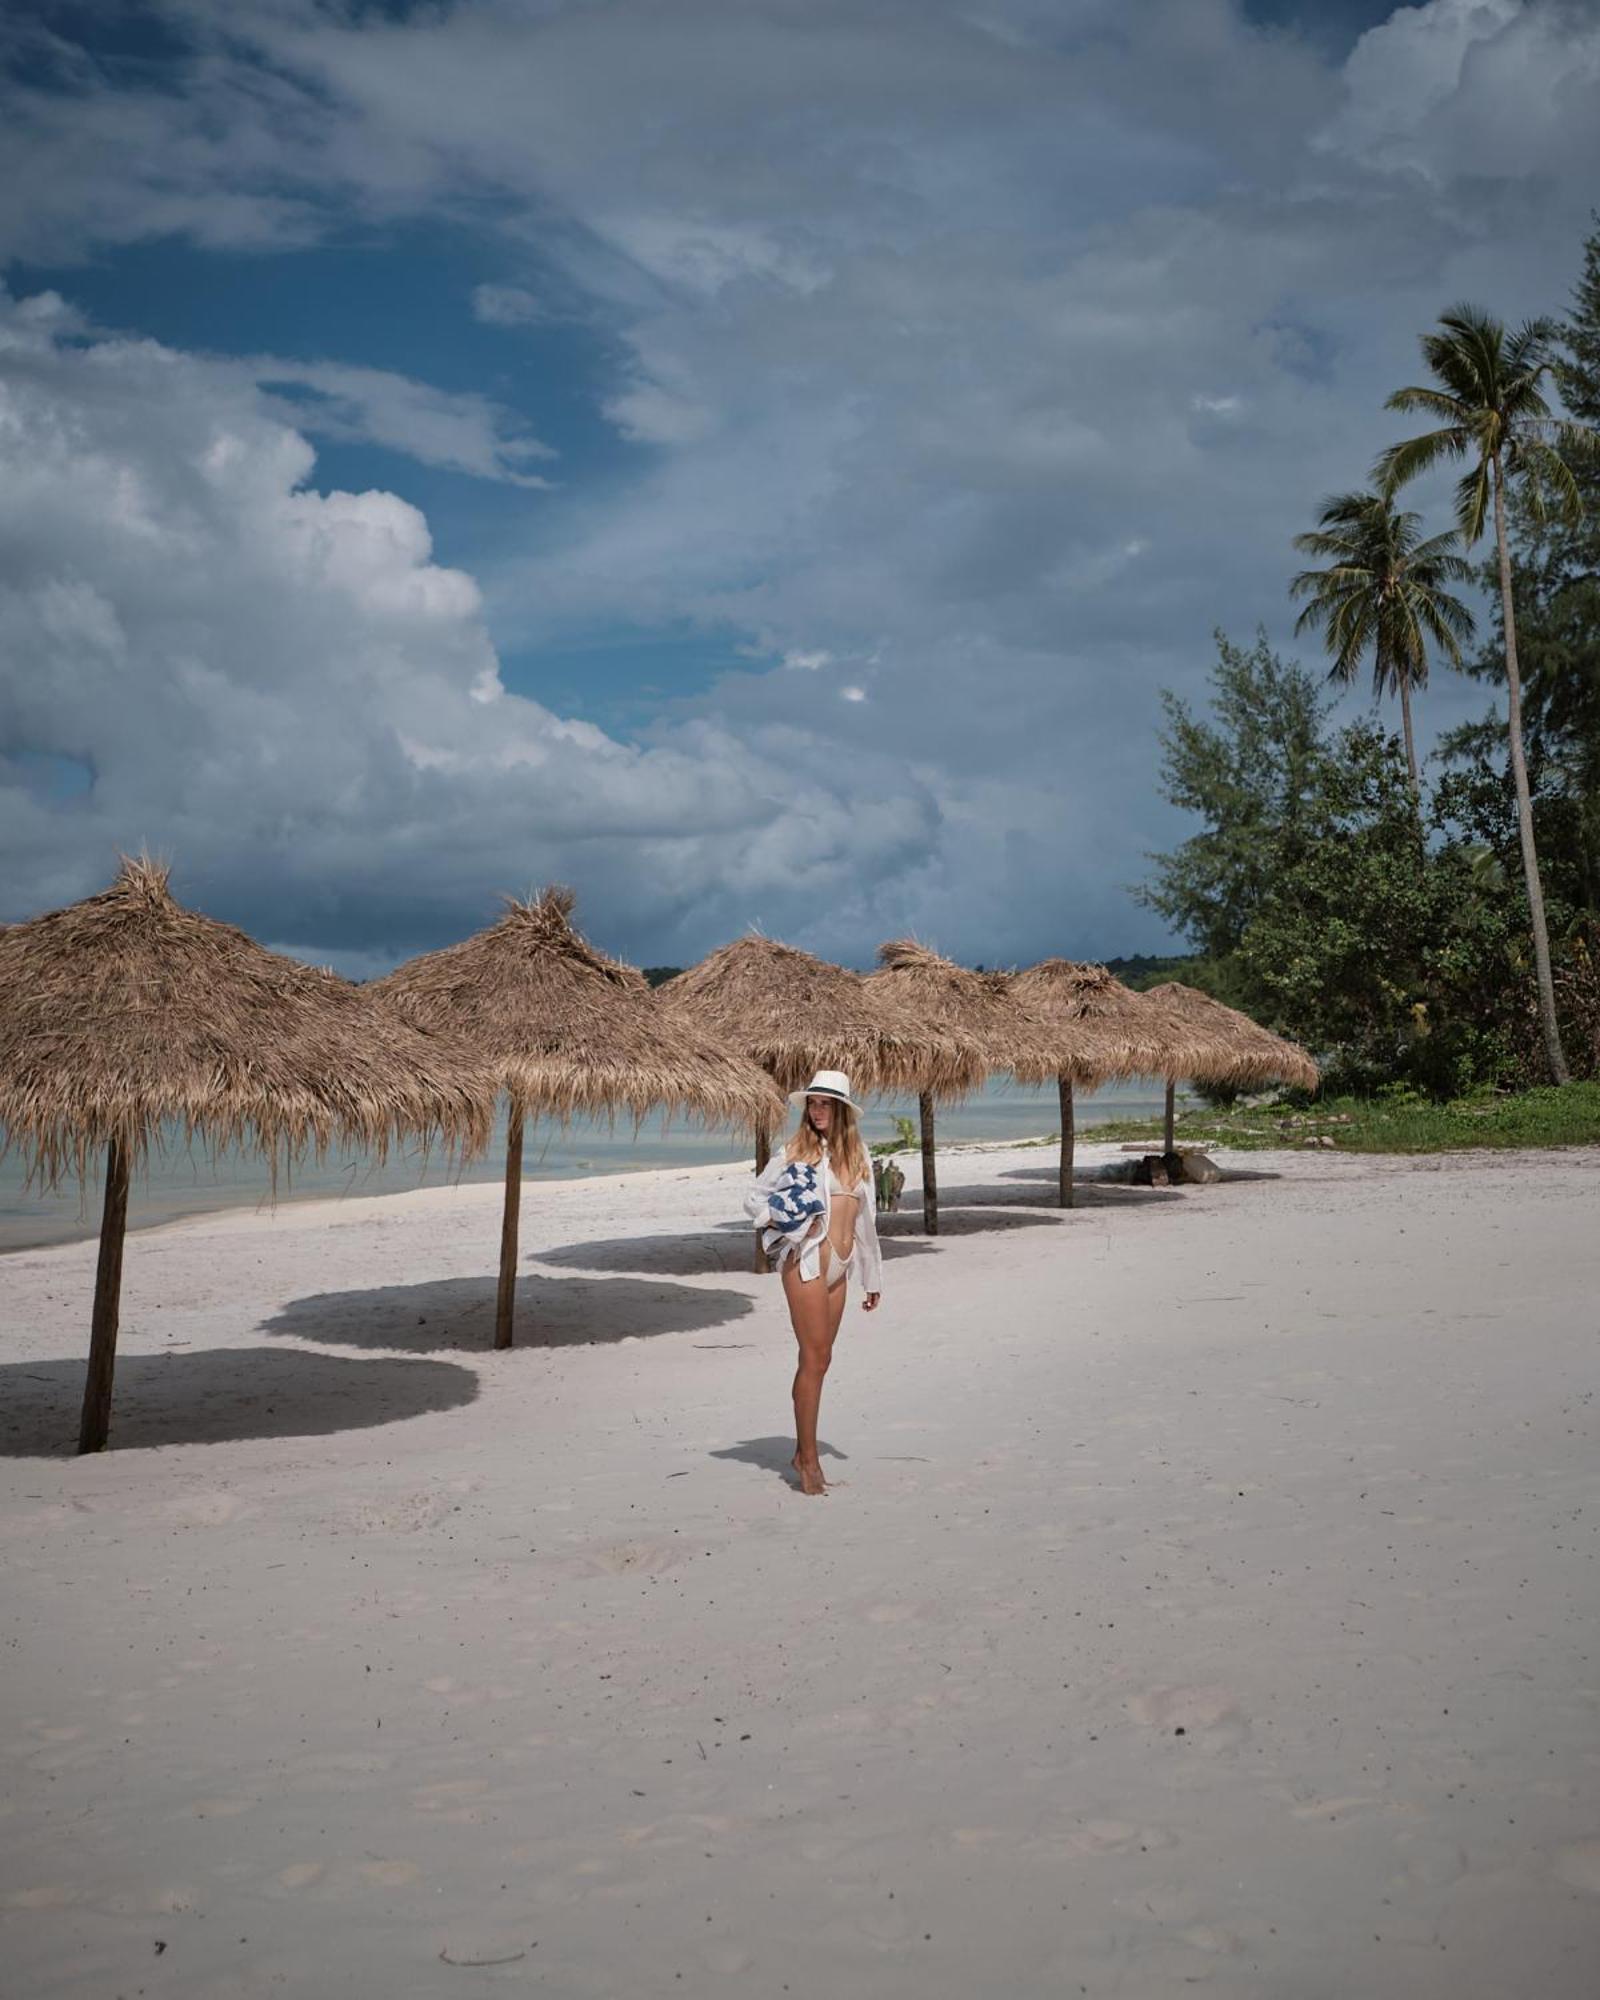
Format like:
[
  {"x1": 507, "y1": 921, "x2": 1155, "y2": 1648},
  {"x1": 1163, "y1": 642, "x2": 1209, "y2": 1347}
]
[
  {"x1": 277, "y1": 1862, "x2": 325, "y2": 1890},
  {"x1": 701, "y1": 1943, "x2": 754, "y2": 1974},
  {"x1": 863, "y1": 1600, "x2": 937, "y2": 1626},
  {"x1": 357, "y1": 1859, "x2": 421, "y2": 1887},
  {"x1": 412, "y1": 1778, "x2": 491, "y2": 1807},
  {"x1": 285, "y1": 1749, "x2": 393, "y2": 1791},
  {"x1": 1127, "y1": 1684, "x2": 1249, "y2": 1751},
  {"x1": 1059, "y1": 1819, "x2": 1177, "y2": 1857},
  {"x1": 1391, "y1": 1837, "x2": 1468, "y2": 1890},
  {"x1": 411, "y1": 1777, "x2": 495, "y2": 1823},
  {"x1": 1181, "y1": 1925, "x2": 1243, "y2": 1955},
  {"x1": 581, "y1": 1540, "x2": 692, "y2": 1577},
  {"x1": 161, "y1": 1492, "x2": 251, "y2": 1529},
  {"x1": 1554, "y1": 1840, "x2": 1600, "y2": 1894},
  {"x1": 26, "y1": 1740, "x2": 98, "y2": 1773},
  {"x1": 5, "y1": 1884, "x2": 79, "y2": 1910},
  {"x1": 1128, "y1": 1884, "x2": 1202, "y2": 1924}
]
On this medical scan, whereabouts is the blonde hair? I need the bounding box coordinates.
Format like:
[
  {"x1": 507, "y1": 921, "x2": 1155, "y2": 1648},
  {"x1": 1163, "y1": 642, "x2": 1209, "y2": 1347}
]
[{"x1": 785, "y1": 1097, "x2": 869, "y2": 1188}]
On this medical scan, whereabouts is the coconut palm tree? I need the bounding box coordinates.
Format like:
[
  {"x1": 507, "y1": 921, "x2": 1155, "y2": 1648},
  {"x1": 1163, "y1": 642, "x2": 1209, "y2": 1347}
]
[
  {"x1": 1376, "y1": 304, "x2": 1597, "y2": 1085},
  {"x1": 1290, "y1": 489, "x2": 1475, "y2": 813}
]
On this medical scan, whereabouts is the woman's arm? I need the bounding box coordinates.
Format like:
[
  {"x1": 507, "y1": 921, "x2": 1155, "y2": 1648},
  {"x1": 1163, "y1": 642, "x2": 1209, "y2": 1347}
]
[{"x1": 852, "y1": 1178, "x2": 883, "y2": 1303}]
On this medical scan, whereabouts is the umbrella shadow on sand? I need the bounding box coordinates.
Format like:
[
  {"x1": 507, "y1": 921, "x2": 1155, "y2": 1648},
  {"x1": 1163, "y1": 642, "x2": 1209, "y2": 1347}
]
[
  {"x1": 536, "y1": 1225, "x2": 941, "y2": 1275},
  {"x1": 878, "y1": 1201, "x2": 1069, "y2": 1238},
  {"x1": 711, "y1": 1434, "x2": 849, "y2": 1489},
  {"x1": 537, "y1": 1222, "x2": 776, "y2": 1278},
  {"x1": 998, "y1": 1164, "x2": 1283, "y2": 1192},
  {"x1": 0, "y1": 1347, "x2": 478, "y2": 1458},
  {"x1": 261, "y1": 1273, "x2": 756, "y2": 1352}
]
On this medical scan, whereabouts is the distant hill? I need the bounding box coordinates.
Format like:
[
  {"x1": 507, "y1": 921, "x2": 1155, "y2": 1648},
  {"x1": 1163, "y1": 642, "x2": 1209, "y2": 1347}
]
[
  {"x1": 1100, "y1": 952, "x2": 1201, "y2": 991},
  {"x1": 641, "y1": 954, "x2": 1196, "y2": 990}
]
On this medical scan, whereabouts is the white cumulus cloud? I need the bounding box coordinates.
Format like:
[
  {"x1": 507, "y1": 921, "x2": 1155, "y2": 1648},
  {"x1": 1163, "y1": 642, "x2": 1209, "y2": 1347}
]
[{"x1": 0, "y1": 291, "x2": 938, "y2": 963}]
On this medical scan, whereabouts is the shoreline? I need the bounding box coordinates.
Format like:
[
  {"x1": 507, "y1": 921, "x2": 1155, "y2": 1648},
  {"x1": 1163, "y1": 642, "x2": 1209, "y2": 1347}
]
[
  {"x1": 9, "y1": 1115, "x2": 1593, "y2": 1261},
  {"x1": 0, "y1": 1079, "x2": 1177, "y2": 1257},
  {"x1": 0, "y1": 1130, "x2": 1073, "y2": 1265}
]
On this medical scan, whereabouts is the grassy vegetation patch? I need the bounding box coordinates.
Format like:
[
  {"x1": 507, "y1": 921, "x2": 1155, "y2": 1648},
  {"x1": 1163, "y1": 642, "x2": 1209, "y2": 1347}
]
[{"x1": 1081, "y1": 1081, "x2": 1600, "y2": 1155}]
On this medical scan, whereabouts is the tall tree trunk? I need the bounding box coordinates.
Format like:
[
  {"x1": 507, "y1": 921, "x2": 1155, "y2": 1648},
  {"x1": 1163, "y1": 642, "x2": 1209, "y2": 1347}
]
[
  {"x1": 494, "y1": 1106, "x2": 525, "y2": 1349},
  {"x1": 1397, "y1": 674, "x2": 1423, "y2": 827},
  {"x1": 1493, "y1": 455, "x2": 1570, "y2": 1083},
  {"x1": 78, "y1": 1136, "x2": 130, "y2": 1454},
  {"x1": 752, "y1": 1120, "x2": 772, "y2": 1273},
  {"x1": 919, "y1": 1090, "x2": 938, "y2": 1236},
  {"x1": 1057, "y1": 1074, "x2": 1075, "y2": 1209}
]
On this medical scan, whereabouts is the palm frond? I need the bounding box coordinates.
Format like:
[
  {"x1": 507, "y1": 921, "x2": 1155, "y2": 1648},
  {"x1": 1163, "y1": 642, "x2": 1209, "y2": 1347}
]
[
  {"x1": 1514, "y1": 438, "x2": 1584, "y2": 528},
  {"x1": 1410, "y1": 530, "x2": 1471, "y2": 578},
  {"x1": 1290, "y1": 529, "x2": 1362, "y2": 562},
  {"x1": 1551, "y1": 417, "x2": 1600, "y2": 464},
  {"x1": 1375, "y1": 428, "x2": 1464, "y2": 494},
  {"x1": 1413, "y1": 590, "x2": 1472, "y2": 662},
  {"x1": 1290, "y1": 562, "x2": 1372, "y2": 597},
  {"x1": 1385, "y1": 385, "x2": 1464, "y2": 422},
  {"x1": 1454, "y1": 460, "x2": 1490, "y2": 543}
]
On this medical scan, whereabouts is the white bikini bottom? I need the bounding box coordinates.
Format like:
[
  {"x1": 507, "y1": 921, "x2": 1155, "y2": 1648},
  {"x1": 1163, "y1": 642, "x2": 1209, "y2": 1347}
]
[{"x1": 768, "y1": 1222, "x2": 854, "y2": 1289}]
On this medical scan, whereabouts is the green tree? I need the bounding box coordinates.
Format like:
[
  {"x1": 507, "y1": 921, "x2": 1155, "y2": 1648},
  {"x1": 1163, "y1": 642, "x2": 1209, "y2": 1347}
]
[
  {"x1": 1446, "y1": 227, "x2": 1600, "y2": 920},
  {"x1": 1289, "y1": 489, "x2": 1474, "y2": 812},
  {"x1": 1376, "y1": 303, "x2": 1597, "y2": 1084},
  {"x1": 1137, "y1": 630, "x2": 1328, "y2": 970},
  {"x1": 1242, "y1": 725, "x2": 1527, "y2": 1095},
  {"x1": 1141, "y1": 636, "x2": 1568, "y2": 1094}
]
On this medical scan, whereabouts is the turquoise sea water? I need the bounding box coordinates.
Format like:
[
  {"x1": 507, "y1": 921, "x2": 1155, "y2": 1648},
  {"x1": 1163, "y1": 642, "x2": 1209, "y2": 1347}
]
[{"x1": 0, "y1": 1078, "x2": 1178, "y2": 1255}]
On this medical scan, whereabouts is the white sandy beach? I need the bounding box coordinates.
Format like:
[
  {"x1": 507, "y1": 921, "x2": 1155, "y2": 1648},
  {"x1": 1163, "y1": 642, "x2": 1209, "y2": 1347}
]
[{"x1": 1, "y1": 1139, "x2": 1597, "y2": 1998}]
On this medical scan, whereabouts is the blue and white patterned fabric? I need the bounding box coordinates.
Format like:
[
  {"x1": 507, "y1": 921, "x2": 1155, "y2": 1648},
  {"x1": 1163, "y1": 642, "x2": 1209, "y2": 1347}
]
[{"x1": 762, "y1": 1161, "x2": 826, "y2": 1236}]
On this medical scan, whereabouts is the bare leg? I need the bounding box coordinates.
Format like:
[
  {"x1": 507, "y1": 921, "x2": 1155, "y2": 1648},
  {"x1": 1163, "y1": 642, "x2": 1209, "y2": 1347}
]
[{"x1": 781, "y1": 1249, "x2": 840, "y2": 1496}]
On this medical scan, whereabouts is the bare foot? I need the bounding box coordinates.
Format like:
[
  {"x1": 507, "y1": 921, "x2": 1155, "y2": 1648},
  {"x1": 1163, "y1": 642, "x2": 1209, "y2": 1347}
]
[{"x1": 791, "y1": 1452, "x2": 828, "y2": 1496}]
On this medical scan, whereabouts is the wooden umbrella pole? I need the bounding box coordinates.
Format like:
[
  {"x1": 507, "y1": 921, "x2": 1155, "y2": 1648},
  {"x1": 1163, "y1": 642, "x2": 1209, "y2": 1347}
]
[
  {"x1": 1057, "y1": 1074, "x2": 1075, "y2": 1210},
  {"x1": 919, "y1": 1090, "x2": 938, "y2": 1236},
  {"x1": 494, "y1": 1106, "x2": 525, "y2": 1350},
  {"x1": 78, "y1": 1136, "x2": 130, "y2": 1454},
  {"x1": 752, "y1": 1120, "x2": 772, "y2": 1274},
  {"x1": 1163, "y1": 1080, "x2": 1176, "y2": 1153}
]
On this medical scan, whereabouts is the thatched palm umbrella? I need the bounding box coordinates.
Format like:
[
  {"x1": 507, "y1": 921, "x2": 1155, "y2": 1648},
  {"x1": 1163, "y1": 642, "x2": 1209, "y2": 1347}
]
[
  {"x1": 1144, "y1": 983, "x2": 1319, "y2": 1146},
  {"x1": 375, "y1": 890, "x2": 783, "y2": 1347},
  {"x1": 0, "y1": 859, "x2": 496, "y2": 1452},
  {"x1": 660, "y1": 934, "x2": 983, "y2": 1159},
  {"x1": 864, "y1": 939, "x2": 1103, "y2": 1235},
  {"x1": 659, "y1": 934, "x2": 984, "y2": 1263},
  {"x1": 1006, "y1": 960, "x2": 1201, "y2": 1208}
]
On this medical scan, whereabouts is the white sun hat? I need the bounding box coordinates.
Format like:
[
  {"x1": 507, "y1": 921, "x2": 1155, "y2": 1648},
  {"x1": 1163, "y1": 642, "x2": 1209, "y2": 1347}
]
[{"x1": 788, "y1": 1068, "x2": 863, "y2": 1113}]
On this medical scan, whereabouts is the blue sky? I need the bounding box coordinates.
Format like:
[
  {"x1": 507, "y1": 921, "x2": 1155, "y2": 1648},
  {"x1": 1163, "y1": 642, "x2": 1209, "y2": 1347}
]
[{"x1": 2, "y1": 0, "x2": 1598, "y2": 972}]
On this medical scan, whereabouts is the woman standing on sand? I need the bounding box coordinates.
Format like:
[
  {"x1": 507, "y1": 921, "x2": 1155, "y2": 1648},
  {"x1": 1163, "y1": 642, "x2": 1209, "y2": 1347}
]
[{"x1": 745, "y1": 1070, "x2": 883, "y2": 1496}]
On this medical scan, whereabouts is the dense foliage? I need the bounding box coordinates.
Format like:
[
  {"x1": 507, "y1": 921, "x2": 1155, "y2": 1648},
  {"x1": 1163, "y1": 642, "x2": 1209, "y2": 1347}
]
[
  {"x1": 1139, "y1": 629, "x2": 1595, "y2": 1096},
  {"x1": 1139, "y1": 224, "x2": 1600, "y2": 1098}
]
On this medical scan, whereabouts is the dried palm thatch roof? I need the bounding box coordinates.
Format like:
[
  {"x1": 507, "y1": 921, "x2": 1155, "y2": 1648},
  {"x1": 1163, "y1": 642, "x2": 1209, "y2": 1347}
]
[
  {"x1": 1006, "y1": 959, "x2": 1203, "y2": 1080},
  {"x1": 0, "y1": 858, "x2": 496, "y2": 1188},
  {"x1": 375, "y1": 888, "x2": 784, "y2": 1129},
  {"x1": 869, "y1": 938, "x2": 1138, "y2": 1087},
  {"x1": 659, "y1": 934, "x2": 985, "y2": 1099},
  {"x1": 1144, "y1": 982, "x2": 1320, "y2": 1092}
]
